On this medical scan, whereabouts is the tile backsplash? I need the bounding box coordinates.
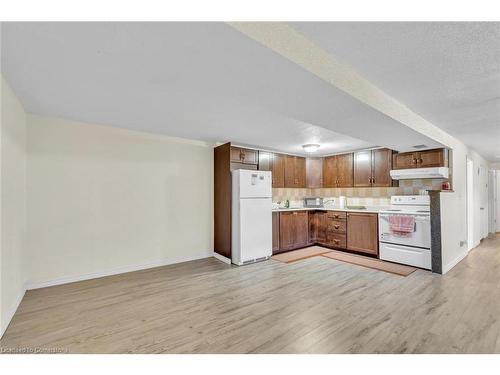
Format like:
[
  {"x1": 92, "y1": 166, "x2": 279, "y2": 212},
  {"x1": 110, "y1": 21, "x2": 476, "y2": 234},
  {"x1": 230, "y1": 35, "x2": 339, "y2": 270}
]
[{"x1": 272, "y1": 179, "x2": 444, "y2": 206}]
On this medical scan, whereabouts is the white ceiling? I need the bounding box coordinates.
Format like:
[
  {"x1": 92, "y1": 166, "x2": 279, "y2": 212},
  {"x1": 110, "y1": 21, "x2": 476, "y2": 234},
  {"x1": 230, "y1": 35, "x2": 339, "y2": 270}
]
[
  {"x1": 291, "y1": 22, "x2": 500, "y2": 161},
  {"x1": 0, "y1": 22, "x2": 461, "y2": 156}
]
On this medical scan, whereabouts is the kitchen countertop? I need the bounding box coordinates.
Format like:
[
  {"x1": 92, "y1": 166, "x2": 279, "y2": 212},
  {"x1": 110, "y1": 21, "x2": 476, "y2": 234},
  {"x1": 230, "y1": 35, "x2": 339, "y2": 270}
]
[{"x1": 272, "y1": 206, "x2": 390, "y2": 214}]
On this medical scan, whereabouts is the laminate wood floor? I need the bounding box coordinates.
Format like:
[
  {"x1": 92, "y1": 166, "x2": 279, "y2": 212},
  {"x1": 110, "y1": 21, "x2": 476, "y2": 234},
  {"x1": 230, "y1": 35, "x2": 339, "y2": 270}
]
[{"x1": 1, "y1": 235, "x2": 499, "y2": 353}]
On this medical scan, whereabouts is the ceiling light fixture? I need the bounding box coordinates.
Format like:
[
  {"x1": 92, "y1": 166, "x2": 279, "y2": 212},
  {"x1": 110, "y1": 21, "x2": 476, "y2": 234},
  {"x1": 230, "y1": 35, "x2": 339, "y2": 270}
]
[{"x1": 302, "y1": 144, "x2": 320, "y2": 153}]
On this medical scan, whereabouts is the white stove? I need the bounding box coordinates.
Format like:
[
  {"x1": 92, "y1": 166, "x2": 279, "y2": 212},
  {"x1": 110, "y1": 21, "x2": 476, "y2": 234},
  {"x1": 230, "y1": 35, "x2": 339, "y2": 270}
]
[
  {"x1": 379, "y1": 195, "x2": 431, "y2": 215},
  {"x1": 379, "y1": 195, "x2": 432, "y2": 270}
]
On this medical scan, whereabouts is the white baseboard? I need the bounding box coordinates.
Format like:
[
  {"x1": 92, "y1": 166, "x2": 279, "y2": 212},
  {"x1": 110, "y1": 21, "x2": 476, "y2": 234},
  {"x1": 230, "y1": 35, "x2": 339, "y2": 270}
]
[
  {"x1": 213, "y1": 252, "x2": 231, "y2": 264},
  {"x1": 1, "y1": 288, "x2": 26, "y2": 339},
  {"x1": 443, "y1": 249, "x2": 468, "y2": 274},
  {"x1": 24, "y1": 251, "x2": 213, "y2": 291}
]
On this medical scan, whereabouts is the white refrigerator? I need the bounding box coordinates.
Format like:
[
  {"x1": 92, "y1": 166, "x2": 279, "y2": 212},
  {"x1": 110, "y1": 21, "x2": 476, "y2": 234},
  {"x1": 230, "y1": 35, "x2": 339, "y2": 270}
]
[{"x1": 231, "y1": 169, "x2": 273, "y2": 266}]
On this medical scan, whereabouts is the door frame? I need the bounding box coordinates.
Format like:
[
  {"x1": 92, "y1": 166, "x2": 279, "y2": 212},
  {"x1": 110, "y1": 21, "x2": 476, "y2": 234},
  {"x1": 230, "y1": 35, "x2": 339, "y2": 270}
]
[
  {"x1": 488, "y1": 169, "x2": 497, "y2": 234},
  {"x1": 466, "y1": 157, "x2": 474, "y2": 251}
]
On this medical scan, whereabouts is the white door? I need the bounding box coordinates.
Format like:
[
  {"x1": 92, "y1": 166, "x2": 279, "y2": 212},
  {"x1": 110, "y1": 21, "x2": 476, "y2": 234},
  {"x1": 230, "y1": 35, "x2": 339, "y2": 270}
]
[
  {"x1": 238, "y1": 198, "x2": 272, "y2": 262},
  {"x1": 238, "y1": 170, "x2": 272, "y2": 198}
]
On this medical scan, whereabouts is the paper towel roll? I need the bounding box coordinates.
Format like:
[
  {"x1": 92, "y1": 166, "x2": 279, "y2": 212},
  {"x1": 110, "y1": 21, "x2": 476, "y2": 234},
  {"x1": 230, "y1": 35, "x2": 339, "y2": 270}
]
[{"x1": 338, "y1": 196, "x2": 346, "y2": 208}]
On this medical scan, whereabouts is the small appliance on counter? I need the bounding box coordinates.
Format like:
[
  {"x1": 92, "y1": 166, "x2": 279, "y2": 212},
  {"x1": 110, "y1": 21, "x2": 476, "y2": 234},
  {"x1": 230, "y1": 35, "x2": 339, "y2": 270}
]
[{"x1": 304, "y1": 197, "x2": 323, "y2": 208}]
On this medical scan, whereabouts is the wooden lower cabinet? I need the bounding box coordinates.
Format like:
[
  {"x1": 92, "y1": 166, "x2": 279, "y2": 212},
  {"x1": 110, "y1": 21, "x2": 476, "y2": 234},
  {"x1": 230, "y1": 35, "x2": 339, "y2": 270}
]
[
  {"x1": 309, "y1": 211, "x2": 326, "y2": 244},
  {"x1": 279, "y1": 211, "x2": 309, "y2": 252},
  {"x1": 272, "y1": 212, "x2": 280, "y2": 254},
  {"x1": 346, "y1": 212, "x2": 378, "y2": 255},
  {"x1": 309, "y1": 211, "x2": 318, "y2": 243},
  {"x1": 326, "y1": 232, "x2": 347, "y2": 249},
  {"x1": 325, "y1": 211, "x2": 347, "y2": 249},
  {"x1": 275, "y1": 210, "x2": 378, "y2": 257}
]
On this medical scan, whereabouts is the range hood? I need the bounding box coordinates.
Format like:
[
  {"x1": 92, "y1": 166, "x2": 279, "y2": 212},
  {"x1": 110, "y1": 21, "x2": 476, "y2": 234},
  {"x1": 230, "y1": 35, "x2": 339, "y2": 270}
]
[{"x1": 390, "y1": 167, "x2": 449, "y2": 180}]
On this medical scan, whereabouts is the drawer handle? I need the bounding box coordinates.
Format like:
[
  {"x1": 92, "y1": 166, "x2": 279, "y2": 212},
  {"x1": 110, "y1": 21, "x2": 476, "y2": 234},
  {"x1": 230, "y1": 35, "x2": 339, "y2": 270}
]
[
  {"x1": 334, "y1": 239, "x2": 339, "y2": 244},
  {"x1": 334, "y1": 225, "x2": 340, "y2": 229}
]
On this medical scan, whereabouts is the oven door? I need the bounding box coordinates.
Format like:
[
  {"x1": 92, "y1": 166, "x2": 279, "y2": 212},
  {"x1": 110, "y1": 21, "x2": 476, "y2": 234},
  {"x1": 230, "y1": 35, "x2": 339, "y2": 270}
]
[{"x1": 379, "y1": 213, "x2": 431, "y2": 249}]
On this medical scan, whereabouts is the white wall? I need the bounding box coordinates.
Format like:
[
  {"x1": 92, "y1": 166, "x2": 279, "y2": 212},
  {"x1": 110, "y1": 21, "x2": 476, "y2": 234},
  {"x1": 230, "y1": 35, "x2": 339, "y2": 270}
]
[
  {"x1": 425, "y1": 140, "x2": 490, "y2": 273},
  {"x1": 25, "y1": 114, "x2": 213, "y2": 288},
  {"x1": 496, "y1": 172, "x2": 500, "y2": 233},
  {"x1": 0, "y1": 76, "x2": 27, "y2": 336}
]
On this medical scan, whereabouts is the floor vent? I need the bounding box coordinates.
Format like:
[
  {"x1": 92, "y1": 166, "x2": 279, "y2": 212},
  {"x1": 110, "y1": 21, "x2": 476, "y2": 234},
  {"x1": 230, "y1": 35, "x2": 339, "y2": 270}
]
[{"x1": 242, "y1": 256, "x2": 269, "y2": 265}]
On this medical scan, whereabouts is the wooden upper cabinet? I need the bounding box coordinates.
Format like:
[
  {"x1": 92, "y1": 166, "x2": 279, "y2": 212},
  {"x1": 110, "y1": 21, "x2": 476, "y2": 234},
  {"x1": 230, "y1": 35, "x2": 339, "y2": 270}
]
[
  {"x1": 417, "y1": 148, "x2": 447, "y2": 168},
  {"x1": 230, "y1": 147, "x2": 258, "y2": 165},
  {"x1": 322, "y1": 154, "x2": 353, "y2": 188},
  {"x1": 354, "y1": 148, "x2": 394, "y2": 187},
  {"x1": 322, "y1": 156, "x2": 337, "y2": 188},
  {"x1": 284, "y1": 155, "x2": 306, "y2": 188},
  {"x1": 392, "y1": 148, "x2": 448, "y2": 169},
  {"x1": 271, "y1": 153, "x2": 285, "y2": 188},
  {"x1": 284, "y1": 155, "x2": 296, "y2": 188},
  {"x1": 258, "y1": 151, "x2": 271, "y2": 171},
  {"x1": 353, "y1": 150, "x2": 373, "y2": 187},
  {"x1": 306, "y1": 157, "x2": 323, "y2": 188},
  {"x1": 393, "y1": 152, "x2": 416, "y2": 169},
  {"x1": 346, "y1": 212, "x2": 378, "y2": 255},
  {"x1": 295, "y1": 157, "x2": 306, "y2": 188},
  {"x1": 259, "y1": 152, "x2": 285, "y2": 188},
  {"x1": 336, "y1": 153, "x2": 354, "y2": 187},
  {"x1": 371, "y1": 148, "x2": 393, "y2": 187}
]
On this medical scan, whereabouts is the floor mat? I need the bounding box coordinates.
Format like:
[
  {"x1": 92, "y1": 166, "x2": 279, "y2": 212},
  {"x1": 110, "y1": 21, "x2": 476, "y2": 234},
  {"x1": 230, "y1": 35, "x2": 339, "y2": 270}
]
[
  {"x1": 321, "y1": 250, "x2": 417, "y2": 276},
  {"x1": 271, "y1": 246, "x2": 332, "y2": 263}
]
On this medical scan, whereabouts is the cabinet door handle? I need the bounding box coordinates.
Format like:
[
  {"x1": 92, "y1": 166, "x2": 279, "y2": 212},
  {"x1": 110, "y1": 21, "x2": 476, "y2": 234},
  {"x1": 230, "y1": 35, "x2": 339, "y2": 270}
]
[
  {"x1": 334, "y1": 239, "x2": 339, "y2": 244},
  {"x1": 418, "y1": 158, "x2": 423, "y2": 164},
  {"x1": 334, "y1": 225, "x2": 340, "y2": 229}
]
